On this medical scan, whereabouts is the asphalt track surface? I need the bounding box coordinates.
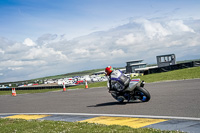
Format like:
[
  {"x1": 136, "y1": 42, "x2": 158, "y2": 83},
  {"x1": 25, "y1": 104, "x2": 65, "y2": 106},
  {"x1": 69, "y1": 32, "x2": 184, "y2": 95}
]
[{"x1": 1, "y1": 79, "x2": 200, "y2": 118}]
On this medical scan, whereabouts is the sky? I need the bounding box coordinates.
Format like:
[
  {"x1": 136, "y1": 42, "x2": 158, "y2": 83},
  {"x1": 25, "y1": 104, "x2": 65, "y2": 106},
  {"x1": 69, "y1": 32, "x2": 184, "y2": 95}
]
[{"x1": 0, "y1": 0, "x2": 200, "y2": 83}]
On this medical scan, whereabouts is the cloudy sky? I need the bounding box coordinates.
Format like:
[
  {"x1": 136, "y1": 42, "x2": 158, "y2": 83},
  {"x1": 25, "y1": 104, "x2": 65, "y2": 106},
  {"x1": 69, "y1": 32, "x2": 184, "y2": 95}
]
[{"x1": 0, "y1": 0, "x2": 200, "y2": 83}]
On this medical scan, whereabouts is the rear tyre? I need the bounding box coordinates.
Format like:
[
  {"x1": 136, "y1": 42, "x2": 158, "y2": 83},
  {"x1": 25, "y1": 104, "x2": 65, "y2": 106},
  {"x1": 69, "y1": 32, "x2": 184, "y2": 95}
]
[{"x1": 135, "y1": 86, "x2": 151, "y2": 102}]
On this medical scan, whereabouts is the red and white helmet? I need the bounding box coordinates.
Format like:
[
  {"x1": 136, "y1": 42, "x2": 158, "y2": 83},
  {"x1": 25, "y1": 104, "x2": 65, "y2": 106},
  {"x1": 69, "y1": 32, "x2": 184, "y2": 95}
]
[{"x1": 105, "y1": 66, "x2": 113, "y2": 76}]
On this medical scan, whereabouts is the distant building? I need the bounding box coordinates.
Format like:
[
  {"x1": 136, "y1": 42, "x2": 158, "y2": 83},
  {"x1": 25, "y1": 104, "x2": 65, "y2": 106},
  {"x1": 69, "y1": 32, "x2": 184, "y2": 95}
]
[
  {"x1": 126, "y1": 60, "x2": 146, "y2": 73},
  {"x1": 156, "y1": 54, "x2": 176, "y2": 67}
]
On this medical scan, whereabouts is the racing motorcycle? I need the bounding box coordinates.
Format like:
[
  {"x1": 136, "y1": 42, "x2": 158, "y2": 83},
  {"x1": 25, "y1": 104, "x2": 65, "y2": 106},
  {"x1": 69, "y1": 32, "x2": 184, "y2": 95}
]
[{"x1": 107, "y1": 78, "x2": 151, "y2": 103}]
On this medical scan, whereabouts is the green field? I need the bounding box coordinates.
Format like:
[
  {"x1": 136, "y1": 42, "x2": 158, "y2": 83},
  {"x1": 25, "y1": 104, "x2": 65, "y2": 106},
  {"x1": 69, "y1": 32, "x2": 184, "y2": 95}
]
[{"x1": 0, "y1": 118, "x2": 183, "y2": 133}]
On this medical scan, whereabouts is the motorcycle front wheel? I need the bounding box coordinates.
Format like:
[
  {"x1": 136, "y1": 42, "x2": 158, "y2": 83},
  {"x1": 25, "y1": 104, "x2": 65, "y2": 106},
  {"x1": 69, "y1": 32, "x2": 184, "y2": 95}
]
[{"x1": 134, "y1": 86, "x2": 151, "y2": 102}]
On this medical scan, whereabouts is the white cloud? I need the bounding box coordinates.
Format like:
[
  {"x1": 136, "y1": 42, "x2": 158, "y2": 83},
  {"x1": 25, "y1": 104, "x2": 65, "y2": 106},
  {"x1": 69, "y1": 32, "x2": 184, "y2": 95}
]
[
  {"x1": 168, "y1": 20, "x2": 195, "y2": 33},
  {"x1": 0, "y1": 48, "x2": 5, "y2": 54},
  {"x1": 116, "y1": 33, "x2": 143, "y2": 46},
  {"x1": 134, "y1": 19, "x2": 171, "y2": 40},
  {"x1": 23, "y1": 38, "x2": 36, "y2": 47},
  {"x1": 166, "y1": 40, "x2": 182, "y2": 47},
  {"x1": 73, "y1": 48, "x2": 89, "y2": 55},
  {"x1": 24, "y1": 46, "x2": 69, "y2": 62},
  {"x1": 8, "y1": 67, "x2": 23, "y2": 71},
  {"x1": 110, "y1": 49, "x2": 125, "y2": 57},
  {"x1": 0, "y1": 60, "x2": 47, "y2": 67},
  {"x1": 0, "y1": 17, "x2": 200, "y2": 83}
]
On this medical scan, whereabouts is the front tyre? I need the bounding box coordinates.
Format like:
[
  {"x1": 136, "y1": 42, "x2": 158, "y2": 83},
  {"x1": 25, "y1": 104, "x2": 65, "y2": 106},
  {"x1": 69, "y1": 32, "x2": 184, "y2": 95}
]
[{"x1": 135, "y1": 86, "x2": 151, "y2": 102}]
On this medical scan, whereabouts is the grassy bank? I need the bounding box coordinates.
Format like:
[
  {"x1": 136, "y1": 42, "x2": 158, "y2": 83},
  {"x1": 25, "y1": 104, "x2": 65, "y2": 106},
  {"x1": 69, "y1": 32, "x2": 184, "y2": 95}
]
[
  {"x1": 0, "y1": 88, "x2": 61, "y2": 95},
  {"x1": 139, "y1": 66, "x2": 200, "y2": 83},
  {"x1": 0, "y1": 118, "x2": 183, "y2": 133}
]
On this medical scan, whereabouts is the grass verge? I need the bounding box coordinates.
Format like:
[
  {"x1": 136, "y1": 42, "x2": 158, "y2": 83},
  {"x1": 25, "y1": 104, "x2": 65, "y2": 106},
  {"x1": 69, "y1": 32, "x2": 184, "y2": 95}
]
[
  {"x1": 0, "y1": 118, "x2": 183, "y2": 133},
  {"x1": 0, "y1": 88, "x2": 61, "y2": 95}
]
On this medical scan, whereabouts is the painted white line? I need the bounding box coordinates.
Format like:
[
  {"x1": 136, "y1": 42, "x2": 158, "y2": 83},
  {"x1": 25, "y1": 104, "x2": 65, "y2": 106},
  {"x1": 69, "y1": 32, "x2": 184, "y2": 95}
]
[{"x1": 1, "y1": 113, "x2": 200, "y2": 121}]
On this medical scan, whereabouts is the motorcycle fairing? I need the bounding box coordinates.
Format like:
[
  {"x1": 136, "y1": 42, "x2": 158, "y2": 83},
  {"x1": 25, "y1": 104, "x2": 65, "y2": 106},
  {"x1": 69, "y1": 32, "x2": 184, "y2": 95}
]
[{"x1": 125, "y1": 78, "x2": 140, "y2": 92}]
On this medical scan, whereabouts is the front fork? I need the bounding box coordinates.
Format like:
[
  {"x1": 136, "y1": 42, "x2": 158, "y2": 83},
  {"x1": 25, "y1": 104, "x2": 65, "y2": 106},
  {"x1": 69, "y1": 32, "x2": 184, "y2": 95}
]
[
  {"x1": 140, "y1": 80, "x2": 145, "y2": 87},
  {"x1": 137, "y1": 81, "x2": 147, "y2": 101}
]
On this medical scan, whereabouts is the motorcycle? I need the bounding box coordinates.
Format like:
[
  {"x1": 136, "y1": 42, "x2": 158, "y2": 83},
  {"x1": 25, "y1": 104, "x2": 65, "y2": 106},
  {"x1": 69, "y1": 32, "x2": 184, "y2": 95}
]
[{"x1": 107, "y1": 78, "x2": 151, "y2": 103}]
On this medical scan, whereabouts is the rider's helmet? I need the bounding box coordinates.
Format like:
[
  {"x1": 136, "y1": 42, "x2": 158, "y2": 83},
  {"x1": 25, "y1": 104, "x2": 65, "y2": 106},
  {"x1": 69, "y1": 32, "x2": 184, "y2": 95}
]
[{"x1": 105, "y1": 66, "x2": 113, "y2": 76}]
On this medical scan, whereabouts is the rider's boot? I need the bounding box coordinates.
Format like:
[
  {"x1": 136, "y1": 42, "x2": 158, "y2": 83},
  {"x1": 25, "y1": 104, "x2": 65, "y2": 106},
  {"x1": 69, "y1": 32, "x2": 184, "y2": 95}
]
[{"x1": 117, "y1": 96, "x2": 125, "y2": 103}]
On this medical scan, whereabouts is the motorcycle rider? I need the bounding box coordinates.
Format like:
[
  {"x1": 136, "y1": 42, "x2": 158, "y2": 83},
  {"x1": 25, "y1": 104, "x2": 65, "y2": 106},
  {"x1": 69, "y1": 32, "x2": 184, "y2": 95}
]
[{"x1": 105, "y1": 66, "x2": 130, "y2": 102}]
